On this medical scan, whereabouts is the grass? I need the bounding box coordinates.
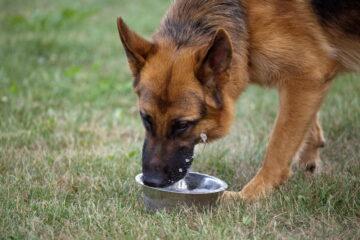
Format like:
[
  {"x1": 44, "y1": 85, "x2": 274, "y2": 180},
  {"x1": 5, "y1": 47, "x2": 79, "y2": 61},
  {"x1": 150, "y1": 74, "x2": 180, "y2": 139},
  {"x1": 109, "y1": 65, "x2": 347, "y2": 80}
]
[{"x1": 0, "y1": 0, "x2": 359, "y2": 239}]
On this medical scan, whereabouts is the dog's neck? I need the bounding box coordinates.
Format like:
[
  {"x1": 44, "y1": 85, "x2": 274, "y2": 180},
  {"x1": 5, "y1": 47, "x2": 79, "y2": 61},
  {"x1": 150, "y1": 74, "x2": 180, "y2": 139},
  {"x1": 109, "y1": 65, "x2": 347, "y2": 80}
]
[
  {"x1": 153, "y1": 0, "x2": 250, "y2": 101},
  {"x1": 154, "y1": 0, "x2": 248, "y2": 52}
]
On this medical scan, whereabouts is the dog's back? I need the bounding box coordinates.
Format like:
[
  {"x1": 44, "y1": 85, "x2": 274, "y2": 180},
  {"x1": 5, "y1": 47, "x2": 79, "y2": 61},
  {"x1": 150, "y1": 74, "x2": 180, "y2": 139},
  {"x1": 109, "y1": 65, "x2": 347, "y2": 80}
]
[
  {"x1": 155, "y1": 0, "x2": 360, "y2": 73},
  {"x1": 312, "y1": 0, "x2": 360, "y2": 71}
]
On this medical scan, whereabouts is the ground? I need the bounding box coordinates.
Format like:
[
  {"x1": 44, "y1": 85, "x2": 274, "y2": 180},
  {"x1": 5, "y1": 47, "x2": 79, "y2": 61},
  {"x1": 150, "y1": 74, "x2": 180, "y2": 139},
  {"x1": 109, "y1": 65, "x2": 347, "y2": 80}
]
[{"x1": 0, "y1": 0, "x2": 359, "y2": 239}]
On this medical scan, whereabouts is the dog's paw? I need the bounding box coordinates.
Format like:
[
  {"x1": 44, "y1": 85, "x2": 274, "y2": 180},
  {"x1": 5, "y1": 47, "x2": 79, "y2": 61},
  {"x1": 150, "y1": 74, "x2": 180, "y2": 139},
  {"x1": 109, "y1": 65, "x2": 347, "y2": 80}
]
[
  {"x1": 219, "y1": 191, "x2": 242, "y2": 204},
  {"x1": 239, "y1": 170, "x2": 288, "y2": 201},
  {"x1": 298, "y1": 157, "x2": 323, "y2": 176},
  {"x1": 238, "y1": 183, "x2": 269, "y2": 201}
]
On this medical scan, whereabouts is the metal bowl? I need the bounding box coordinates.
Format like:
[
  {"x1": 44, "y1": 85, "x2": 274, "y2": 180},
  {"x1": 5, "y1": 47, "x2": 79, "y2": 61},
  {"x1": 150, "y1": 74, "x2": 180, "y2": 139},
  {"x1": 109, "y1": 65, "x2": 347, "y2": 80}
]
[{"x1": 135, "y1": 172, "x2": 228, "y2": 211}]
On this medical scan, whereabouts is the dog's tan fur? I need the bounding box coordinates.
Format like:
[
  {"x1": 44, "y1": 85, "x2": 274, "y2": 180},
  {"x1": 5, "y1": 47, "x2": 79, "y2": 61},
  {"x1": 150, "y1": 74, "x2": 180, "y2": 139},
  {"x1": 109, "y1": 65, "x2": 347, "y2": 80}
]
[{"x1": 117, "y1": 0, "x2": 359, "y2": 200}]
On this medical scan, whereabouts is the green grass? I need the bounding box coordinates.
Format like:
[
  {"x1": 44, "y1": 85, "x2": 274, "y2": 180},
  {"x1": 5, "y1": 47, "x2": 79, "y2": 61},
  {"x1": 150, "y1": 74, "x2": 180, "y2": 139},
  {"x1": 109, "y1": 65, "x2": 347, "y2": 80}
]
[{"x1": 0, "y1": 0, "x2": 359, "y2": 239}]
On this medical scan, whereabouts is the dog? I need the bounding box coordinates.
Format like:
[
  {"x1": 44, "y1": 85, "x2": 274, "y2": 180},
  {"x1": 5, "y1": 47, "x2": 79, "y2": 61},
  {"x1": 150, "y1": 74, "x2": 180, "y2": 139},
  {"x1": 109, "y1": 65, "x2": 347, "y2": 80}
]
[{"x1": 117, "y1": 0, "x2": 359, "y2": 201}]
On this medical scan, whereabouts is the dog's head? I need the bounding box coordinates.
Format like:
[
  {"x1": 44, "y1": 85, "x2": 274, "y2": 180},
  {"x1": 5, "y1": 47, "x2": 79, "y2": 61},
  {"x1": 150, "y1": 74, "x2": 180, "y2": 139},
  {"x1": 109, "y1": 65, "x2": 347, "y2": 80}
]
[{"x1": 117, "y1": 18, "x2": 237, "y2": 187}]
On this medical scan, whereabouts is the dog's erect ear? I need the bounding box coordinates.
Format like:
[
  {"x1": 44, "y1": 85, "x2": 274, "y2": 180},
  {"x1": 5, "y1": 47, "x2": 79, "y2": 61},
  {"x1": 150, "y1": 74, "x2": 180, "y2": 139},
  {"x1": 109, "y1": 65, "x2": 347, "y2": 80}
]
[
  {"x1": 195, "y1": 29, "x2": 233, "y2": 109},
  {"x1": 117, "y1": 17, "x2": 153, "y2": 83}
]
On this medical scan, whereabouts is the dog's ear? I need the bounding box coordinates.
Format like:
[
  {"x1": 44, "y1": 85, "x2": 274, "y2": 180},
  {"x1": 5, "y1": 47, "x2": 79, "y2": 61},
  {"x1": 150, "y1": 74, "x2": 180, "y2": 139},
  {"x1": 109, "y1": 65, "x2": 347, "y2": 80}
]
[
  {"x1": 117, "y1": 17, "x2": 153, "y2": 84},
  {"x1": 195, "y1": 29, "x2": 233, "y2": 109}
]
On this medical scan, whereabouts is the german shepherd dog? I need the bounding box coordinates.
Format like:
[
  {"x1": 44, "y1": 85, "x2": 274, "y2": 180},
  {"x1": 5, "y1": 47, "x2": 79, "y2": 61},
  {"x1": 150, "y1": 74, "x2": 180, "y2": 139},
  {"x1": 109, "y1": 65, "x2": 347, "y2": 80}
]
[{"x1": 117, "y1": 0, "x2": 359, "y2": 201}]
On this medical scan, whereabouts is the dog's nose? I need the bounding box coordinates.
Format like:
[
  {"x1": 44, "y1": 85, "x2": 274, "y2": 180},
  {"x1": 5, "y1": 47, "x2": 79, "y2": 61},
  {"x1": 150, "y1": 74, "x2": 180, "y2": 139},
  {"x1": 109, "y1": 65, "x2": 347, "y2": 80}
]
[{"x1": 142, "y1": 173, "x2": 168, "y2": 188}]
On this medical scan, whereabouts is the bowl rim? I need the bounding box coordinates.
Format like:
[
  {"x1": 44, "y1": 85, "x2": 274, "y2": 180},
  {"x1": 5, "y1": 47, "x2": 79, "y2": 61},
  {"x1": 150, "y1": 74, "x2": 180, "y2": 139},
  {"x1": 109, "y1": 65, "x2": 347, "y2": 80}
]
[{"x1": 135, "y1": 172, "x2": 228, "y2": 195}]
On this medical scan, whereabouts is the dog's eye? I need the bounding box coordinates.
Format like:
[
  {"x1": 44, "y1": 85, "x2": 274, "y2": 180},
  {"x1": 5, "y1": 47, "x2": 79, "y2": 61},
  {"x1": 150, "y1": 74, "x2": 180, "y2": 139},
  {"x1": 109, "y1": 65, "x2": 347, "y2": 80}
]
[
  {"x1": 172, "y1": 121, "x2": 192, "y2": 136},
  {"x1": 140, "y1": 113, "x2": 153, "y2": 132},
  {"x1": 177, "y1": 121, "x2": 189, "y2": 131}
]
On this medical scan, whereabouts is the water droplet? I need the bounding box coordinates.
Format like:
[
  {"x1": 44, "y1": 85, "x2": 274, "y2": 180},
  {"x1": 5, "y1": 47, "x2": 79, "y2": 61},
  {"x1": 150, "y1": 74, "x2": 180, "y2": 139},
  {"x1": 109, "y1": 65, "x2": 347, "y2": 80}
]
[{"x1": 200, "y1": 133, "x2": 207, "y2": 143}]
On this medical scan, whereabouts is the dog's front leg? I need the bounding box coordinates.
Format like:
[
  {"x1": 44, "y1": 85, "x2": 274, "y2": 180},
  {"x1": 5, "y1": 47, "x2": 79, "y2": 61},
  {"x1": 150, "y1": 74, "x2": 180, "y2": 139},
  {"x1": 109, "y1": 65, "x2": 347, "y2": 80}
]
[{"x1": 223, "y1": 78, "x2": 332, "y2": 202}]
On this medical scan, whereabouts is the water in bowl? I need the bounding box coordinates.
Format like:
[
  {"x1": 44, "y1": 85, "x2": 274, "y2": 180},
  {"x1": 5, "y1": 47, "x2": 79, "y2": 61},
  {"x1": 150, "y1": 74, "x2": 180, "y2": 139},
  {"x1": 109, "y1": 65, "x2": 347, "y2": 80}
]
[{"x1": 163, "y1": 173, "x2": 224, "y2": 194}]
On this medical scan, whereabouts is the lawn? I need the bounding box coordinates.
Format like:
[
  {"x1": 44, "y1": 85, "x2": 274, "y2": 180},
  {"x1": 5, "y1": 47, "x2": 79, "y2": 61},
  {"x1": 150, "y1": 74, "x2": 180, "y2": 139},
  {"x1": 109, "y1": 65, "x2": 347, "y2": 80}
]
[{"x1": 0, "y1": 0, "x2": 359, "y2": 239}]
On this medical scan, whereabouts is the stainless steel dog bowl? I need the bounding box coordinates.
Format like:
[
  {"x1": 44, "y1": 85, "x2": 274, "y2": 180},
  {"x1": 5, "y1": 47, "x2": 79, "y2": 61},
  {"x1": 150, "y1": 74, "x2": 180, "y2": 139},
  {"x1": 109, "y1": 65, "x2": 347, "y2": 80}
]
[{"x1": 135, "y1": 172, "x2": 228, "y2": 211}]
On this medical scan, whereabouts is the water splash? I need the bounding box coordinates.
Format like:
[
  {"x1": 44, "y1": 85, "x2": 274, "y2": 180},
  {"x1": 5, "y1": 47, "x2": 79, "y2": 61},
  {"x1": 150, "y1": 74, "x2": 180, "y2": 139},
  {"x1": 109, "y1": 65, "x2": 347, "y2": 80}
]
[{"x1": 200, "y1": 133, "x2": 207, "y2": 143}]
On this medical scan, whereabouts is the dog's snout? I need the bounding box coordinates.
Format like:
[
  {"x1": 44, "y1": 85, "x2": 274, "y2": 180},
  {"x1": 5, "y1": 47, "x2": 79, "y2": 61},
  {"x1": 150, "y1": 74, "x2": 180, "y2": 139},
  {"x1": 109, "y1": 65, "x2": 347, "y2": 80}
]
[
  {"x1": 141, "y1": 138, "x2": 195, "y2": 188},
  {"x1": 142, "y1": 171, "x2": 168, "y2": 188}
]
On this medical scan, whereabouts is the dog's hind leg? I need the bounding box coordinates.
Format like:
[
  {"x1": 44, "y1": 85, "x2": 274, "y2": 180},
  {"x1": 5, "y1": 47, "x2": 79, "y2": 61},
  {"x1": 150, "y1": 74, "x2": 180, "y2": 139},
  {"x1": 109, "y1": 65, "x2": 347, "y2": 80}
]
[{"x1": 295, "y1": 113, "x2": 325, "y2": 174}]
